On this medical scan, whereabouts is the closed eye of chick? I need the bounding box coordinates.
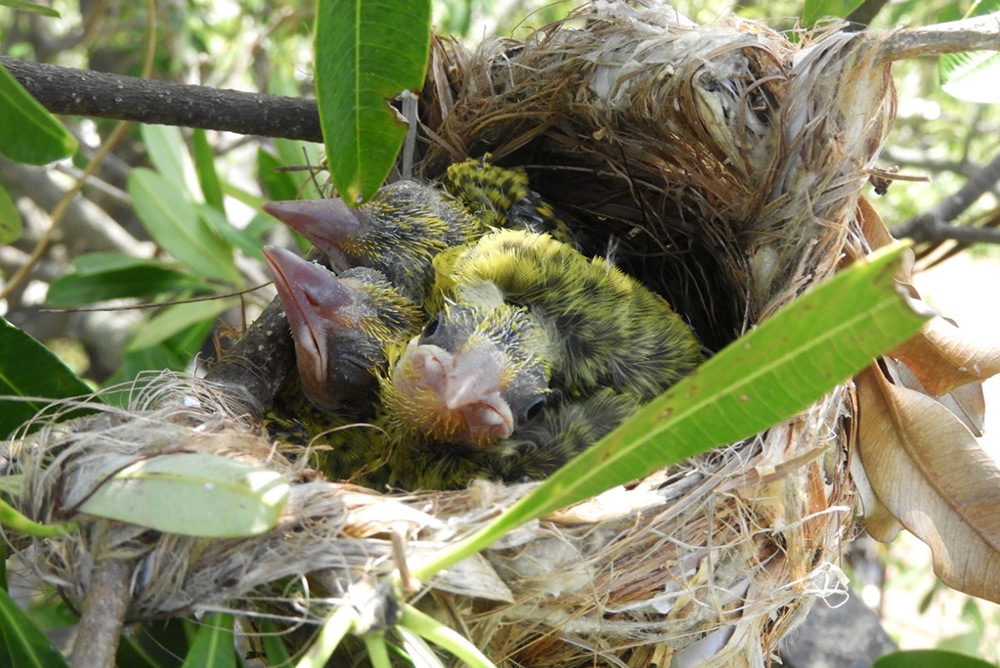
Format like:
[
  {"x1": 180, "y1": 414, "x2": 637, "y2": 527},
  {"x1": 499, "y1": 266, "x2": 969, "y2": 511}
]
[{"x1": 380, "y1": 296, "x2": 553, "y2": 449}]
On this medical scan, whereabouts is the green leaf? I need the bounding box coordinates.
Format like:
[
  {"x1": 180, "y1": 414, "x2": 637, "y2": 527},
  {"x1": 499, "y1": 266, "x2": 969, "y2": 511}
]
[
  {"x1": 940, "y1": 50, "x2": 1000, "y2": 103},
  {"x1": 872, "y1": 649, "x2": 999, "y2": 668},
  {"x1": 198, "y1": 204, "x2": 265, "y2": 262},
  {"x1": 0, "y1": 62, "x2": 77, "y2": 164},
  {"x1": 0, "y1": 587, "x2": 69, "y2": 668},
  {"x1": 0, "y1": 316, "x2": 94, "y2": 439},
  {"x1": 77, "y1": 453, "x2": 289, "y2": 538},
  {"x1": 413, "y1": 242, "x2": 932, "y2": 581},
  {"x1": 0, "y1": 0, "x2": 60, "y2": 17},
  {"x1": 0, "y1": 183, "x2": 22, "y2": 244},
  {"x1": 127, "y1": 298, "x2": 236, "y2": 351},
  {"x1": 46, "y1": 264, "x2": 215, "y2": 307},
  {"x1": 180, "y1": 612, "x2": 236, "y2": 668},
  {"x1": 314, "y1": 0, "x2": 431, "y2": 203},
  {"x1": 257, "y1": 148, "x2": 301, "y2": 202},
  {"x1": 140, "y1": 124, "x2": 195, "y2": 194},
  {"x1": 192, "y1": 129, "x2": 225, "y2": 212},
  {"x1": 258, "y1": 619, "x2": 292, "y2": 666},
  {"x1": 802, "y1": 0, "x2": 867, "y2": 26},
  {"x1": 128, "y1": 168, "x2": 241, "y2": 285}
]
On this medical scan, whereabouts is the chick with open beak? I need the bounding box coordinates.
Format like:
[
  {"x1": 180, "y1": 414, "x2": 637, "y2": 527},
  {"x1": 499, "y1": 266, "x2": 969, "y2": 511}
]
[
  {"x1": 262, "y1": 245, "x2": 422, "y2": 414},
  {"x1": 382, "y1": 296, "x2": 552, "y2": 448}
]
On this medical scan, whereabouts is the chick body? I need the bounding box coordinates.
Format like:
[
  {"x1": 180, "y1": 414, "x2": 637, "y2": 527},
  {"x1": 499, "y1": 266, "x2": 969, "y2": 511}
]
[
  {"x1": 378, "y1": 388, "x2": 640, "y2": 490},
  {"x1": 432, "y1": 229, "x2": 703, "y2": 400},
  {"x1": 444, "y1": 156, "x2": 576, "y2": 246}
]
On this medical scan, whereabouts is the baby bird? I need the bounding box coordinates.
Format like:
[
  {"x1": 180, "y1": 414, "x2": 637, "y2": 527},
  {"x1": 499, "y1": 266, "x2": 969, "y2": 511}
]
[
  {"x1": 262, "y1": 245, "x2": 422, "y2": 413},
  {"x1": 262, "y1": 180, "x2": 480, "y2": 304},
  {"x1": 431, "y1": 229, "x2": 704, "y2": 400},
  {"x1": 379, "y1": 293, "x2": 552, "y2": 448},
  {"x1": 444, "y1": 156, "x2": 576, "y2": 246},
  {"x1": 263, "y1": 158, "x2": 575, "y2": 306}
]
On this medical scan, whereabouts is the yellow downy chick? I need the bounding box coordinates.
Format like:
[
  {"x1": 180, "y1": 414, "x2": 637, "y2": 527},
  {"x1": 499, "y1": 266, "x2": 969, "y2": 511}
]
[
  {"x1": 432, "y1": 229, "x2": 704, "y2": 400},
  {"x1": 444, "y1": 155, "x2": 576, "y2": 246},
  {"x1": 379, "y1": 289, "x2": 552, "y2": 449}
]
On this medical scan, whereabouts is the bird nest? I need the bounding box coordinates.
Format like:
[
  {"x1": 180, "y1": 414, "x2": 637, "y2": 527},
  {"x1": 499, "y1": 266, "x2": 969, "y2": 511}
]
[{"x1": 3, "y1": 3, "x2": 905, "y2": 666}]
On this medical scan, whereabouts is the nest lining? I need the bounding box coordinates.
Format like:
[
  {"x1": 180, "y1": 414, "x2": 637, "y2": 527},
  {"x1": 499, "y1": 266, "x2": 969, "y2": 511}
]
[{"x1": 1, "y1": 2, "x2": 902, "y2": 666}]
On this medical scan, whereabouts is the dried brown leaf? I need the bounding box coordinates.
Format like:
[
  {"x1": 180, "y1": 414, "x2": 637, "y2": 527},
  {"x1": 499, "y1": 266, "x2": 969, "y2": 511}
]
[
  {"x1": 894, "y1": 359, "x2": 986, "y2": 437},
  {"x1": 890, "y1": 317, "x2": 1000, "y2": 397},
  {"x1": 857, "y1": 364, "x2": 1000, "y2": 603}
]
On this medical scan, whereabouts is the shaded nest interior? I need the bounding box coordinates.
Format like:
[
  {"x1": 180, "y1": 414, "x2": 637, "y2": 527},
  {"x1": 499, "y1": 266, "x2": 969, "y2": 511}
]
[{"x1": 2, "y1": 3, "x2": 902, "y2": 667}]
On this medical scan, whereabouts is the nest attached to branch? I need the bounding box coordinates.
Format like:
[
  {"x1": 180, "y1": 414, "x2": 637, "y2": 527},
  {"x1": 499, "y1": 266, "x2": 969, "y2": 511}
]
[{"x1": 4, "y1": 3, "x2": 902, "y2": 666}]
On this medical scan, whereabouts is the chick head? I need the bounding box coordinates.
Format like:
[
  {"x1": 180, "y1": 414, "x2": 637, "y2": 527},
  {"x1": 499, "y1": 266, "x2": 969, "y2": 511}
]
[
  {"x1": 263, "y1": 245, "x2": 419, "y2": 412},
  {"x1": 383, "y1": 295, "x2": 552, "y2": 448}
]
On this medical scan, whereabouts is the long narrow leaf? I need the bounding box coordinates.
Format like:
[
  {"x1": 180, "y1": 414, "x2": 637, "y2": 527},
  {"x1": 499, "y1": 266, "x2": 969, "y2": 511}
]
[
  {"x1": 413, "y1": 242, "x2": 932, "y2": 580},
  {"x1": 180, "y1": 612, "x2": 236, "y2": 668},
  {"x1": 192, "y1": 129, "x2": 225, "y2": 212},
  {"x1": 0, "y1": 587, "x2": 69, "y2": 668},
  {"x1": 314, "y1": 0, "x2": 431, "y2": 203},
  {"x1": 128, "y1": 168, "x2": 241, "y2": 285}
]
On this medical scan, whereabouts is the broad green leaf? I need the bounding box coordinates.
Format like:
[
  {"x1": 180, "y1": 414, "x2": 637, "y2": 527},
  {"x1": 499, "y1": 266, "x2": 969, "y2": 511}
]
[
  {"x1": 413, "y1": 242, "x2": 932, "y2": 580},
  {"x1": 257, "y1": 148, "x2": 301, "y2": 202},
  {"x1": 180, "y1": 612, "x2": 236, "y2": 668},
  {"x1": 0, "y1": 63, "x2": 77, "y2": 164},
  {"x1": 78, "y1": 453, "x2": 289, "y2": 538},
  {"x1": 46, "y1": 264, "x2": 215, "y2": 306},
  {"x1": 0, "y1": 0, "x2": 60, "y2": 17},
  {"x1": 802, "y1": 0, "x2": 866, "y2": 26},
  {"x1": 314, "y1": 0, "x2": 431, "y2": 203},
  {"x1": 127, "y1": 298, "x2": 236, "y2": 351},
  {"x1": 0, "y1": 587, "x2": 69, "y2": 668},
  {"x1": 140, "y1": 124, "x2": 197, "y2": 195},
  {"x1": 0, "y1": 182, "x2": 21, "y2": 244},
  {"x1": 0, "y1": 316, "x2": 94, "y2": 439},
  {"x1": 873, "y1": 649, "x2": 998, "y2": 668},
  {"x1": 128, "y1": 168, "x2": 241, "y2": 285},
  {"x1": 192, "y1": 129, "x2": 225, "y2": 212}
]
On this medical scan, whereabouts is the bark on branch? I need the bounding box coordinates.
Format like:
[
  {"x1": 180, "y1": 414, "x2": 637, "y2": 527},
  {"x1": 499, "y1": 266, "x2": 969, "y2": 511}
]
[{"x1": 0, "y1": 55, "x2": 323, "y2": 142}]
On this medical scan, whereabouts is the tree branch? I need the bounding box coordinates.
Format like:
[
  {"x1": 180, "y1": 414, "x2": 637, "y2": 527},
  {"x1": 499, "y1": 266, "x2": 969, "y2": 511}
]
[
  {"x1": 0, "y1": 56, "x2": 323, "y2": 143},
  {"x1": 893, "y1": 152, "x2": 1000, "y2": 243},
  {"x1": 876, "y1": 12, "x2": 1000, "y2": 62}
]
